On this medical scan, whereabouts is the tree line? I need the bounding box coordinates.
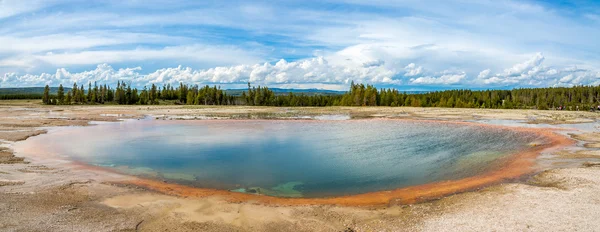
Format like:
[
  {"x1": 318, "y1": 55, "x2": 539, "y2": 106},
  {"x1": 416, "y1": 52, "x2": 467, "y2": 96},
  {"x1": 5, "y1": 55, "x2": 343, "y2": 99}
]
[
  {"x1": 41, "y1": 81, "x2": 238, "y2": 106},
  {"x1": 340, "y1": 82, "x2": 600, "y2": 110},
  {"x1": 0, "y1": 94, "x2": 43, "y2": 100},
  {"x1": 40, "y1": 81, "x2": 600, "y2": 110}
]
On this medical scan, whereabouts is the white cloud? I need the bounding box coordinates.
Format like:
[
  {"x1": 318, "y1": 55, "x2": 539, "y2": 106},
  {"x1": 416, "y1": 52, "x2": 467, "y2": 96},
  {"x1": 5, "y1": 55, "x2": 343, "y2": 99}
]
[
  {"x1": 4, "y1": 52, "x2": 600, "y2": 89},
  {"x1": 1, "y1": 0, "x2": 600, "y2": 90},
  {"x1": 477, "y1": 69, "x2": 491, "y2": 79},
  {"x1": 0, "y1": 57, "x2": 400, "y2": 88},
  {"x1": 140, "y1": 57, "x2": 399, "y2": 86},
  {"x1": 363, "y1": 59, "x2": 385, "y2": 67},
  {"x1": 476, "y1": 53, "x2": 600, "y2": 87},
  {"x1": 546, "y1": 69, "x2": 558, "y2": 75},
  {"x1": 477, "y1": 53, "x2": 546, "y2": 85},
  {"x1": 410, "y1": 72, "x2": 466, "y2": 85},
  {"x1": 1, "y1": 64, "x2": 145, "y2": 87},
  {"x1": 404, "y1": 63, "x2": 423, "y2": 77},
  {"x1": 0, "y1": 0, "x2": 53, "y2": 19},
  {"x1": 0, "y1": 44, "x2": 265, "y2": 74},
  {"x1": 0, "y1": 32, "x2": 188, "y2": 54},
  {"x1": 33, "y1": 45, "x2": 263, "y2": 67},
  {"x1": 503, "y1": 53, "x2": 545, "y2": 77},
  {"x1": 559, "y1": 74, "x2": 574, "y2": 83}
]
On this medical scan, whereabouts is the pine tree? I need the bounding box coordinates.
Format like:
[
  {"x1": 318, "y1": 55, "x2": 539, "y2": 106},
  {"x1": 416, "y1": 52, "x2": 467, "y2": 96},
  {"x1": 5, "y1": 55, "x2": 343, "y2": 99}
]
[
  {"x1": 72, "y1": 82, "x2": 78, "y2": 104},
  {"x1": 91, "y1": 82, "x2": 98, "y2": 103},
  {"x1": 66, "y1": 91, "x2": 72, "y2": 105},
  {"x1": 57, "y1": 84, "x2": 64, "y2": 104},
  {"x1": 150, "y1": 84, "x2": 157, "y2": 104},
  {"x1": 87, "y1": 82, "x2": 92, "y2": 102},
  {"x1": 80, "y1": 85, "x2": 85, "y2": 103},
  {"x1": 42, "y1": 85, "x2": 50, "y2": 104}
]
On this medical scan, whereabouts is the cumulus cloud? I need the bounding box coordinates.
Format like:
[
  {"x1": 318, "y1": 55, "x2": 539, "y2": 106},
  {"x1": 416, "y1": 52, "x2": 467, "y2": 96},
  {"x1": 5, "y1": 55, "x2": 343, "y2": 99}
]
[
  {"x1": 143, "y1": 57, "x2": 401, "y2": 86},
  {"x1": 404, "y1": 63, "x2": 423, "y2": 77},
  {"x1": 477, "y1": 69, "x2": 491, "y2": 79},
  {"x1": 362, "y1": 59, "x2": 385, "y2": 67},
  {"x1": 0, "y1": 57, "x2": 401, "y2": 88},
  {"x1": 410, "y1": 72, "x2": 466, "y2": 85},
  {"x1": 2, "y1": 1, "x2": 600, "y2": 91},
  {"x1": 476, "y1": 53, "x2": 600, "y2": 87},
  {"x1": 503, "y1": 53, "x2": 545, "y2": 77},
  {"x1": 4, "y1": 52, "x2": 600, "y2": 89},
  {"x1": 1, "y1": 64, "x2": 145, "y2": 87},
  {"x1": 477, "y1": 53, "x2": 545, "y2": 85}
]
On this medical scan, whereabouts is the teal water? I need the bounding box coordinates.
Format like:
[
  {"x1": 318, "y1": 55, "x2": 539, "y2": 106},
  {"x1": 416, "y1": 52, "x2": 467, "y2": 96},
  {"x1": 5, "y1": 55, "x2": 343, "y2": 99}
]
[{"x1": 22, "y1": 119, "x2": 544, "y2": 198}]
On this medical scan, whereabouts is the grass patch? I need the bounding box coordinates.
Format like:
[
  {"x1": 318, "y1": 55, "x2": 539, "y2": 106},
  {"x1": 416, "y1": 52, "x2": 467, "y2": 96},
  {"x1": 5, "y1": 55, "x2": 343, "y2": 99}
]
[
  {"x1": 528, "y1": 170, "x2": 568, "y2": 190},
  {"x1": 0, "y1": 180, "x2": 25, "y2": 187},
  {"x1": 582, "y1": 162, "x2": 600, "y2": 168}
]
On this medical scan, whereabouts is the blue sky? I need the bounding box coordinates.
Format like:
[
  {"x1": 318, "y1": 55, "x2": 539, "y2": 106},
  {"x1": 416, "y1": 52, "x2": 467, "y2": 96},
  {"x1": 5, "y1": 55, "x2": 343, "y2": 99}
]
[{"x1": 1, "y1": 0, "x2": 599, "y2": 90}]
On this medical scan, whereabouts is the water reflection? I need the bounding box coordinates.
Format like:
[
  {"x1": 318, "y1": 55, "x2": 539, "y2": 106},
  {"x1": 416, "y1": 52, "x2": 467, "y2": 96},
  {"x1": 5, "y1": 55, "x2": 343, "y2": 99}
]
[{"x1": 21, "y1": 119, "x2": 543, "y2": 197}]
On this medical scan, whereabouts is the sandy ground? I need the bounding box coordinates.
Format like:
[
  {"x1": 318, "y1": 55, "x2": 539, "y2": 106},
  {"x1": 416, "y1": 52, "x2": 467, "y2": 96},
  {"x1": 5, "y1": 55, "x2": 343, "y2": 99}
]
[{"x1": 1, "y1": 100, "x2": 600, "y2": 231}]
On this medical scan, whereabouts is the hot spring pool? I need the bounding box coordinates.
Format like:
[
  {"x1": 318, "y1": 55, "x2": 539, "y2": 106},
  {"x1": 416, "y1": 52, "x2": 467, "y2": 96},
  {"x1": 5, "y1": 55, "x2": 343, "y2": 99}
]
[{"x1": 20, "y1": 119, "x2": 545, "y2": 198}]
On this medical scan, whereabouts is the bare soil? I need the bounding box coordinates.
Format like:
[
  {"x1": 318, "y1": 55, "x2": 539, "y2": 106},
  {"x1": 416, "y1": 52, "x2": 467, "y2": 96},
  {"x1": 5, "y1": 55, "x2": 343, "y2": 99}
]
[{"x1": 1, "y1": 100, "x2": 600, "y2": 231}]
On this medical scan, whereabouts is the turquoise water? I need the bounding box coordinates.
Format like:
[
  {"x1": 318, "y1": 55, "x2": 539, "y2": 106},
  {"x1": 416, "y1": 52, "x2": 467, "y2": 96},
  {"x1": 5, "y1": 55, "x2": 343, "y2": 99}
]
[{"x1": 23, "y1": 119, "x2": 544, "y2": 198}]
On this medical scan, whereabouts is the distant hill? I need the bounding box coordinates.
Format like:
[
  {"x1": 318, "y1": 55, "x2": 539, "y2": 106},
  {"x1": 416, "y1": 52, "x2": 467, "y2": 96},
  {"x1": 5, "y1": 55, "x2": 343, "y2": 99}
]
[
  {"x1": 0, "y1": 87, "x2": 73, "y2": 100},
  {"x1": 0, "y1": 87, "x2": 71, "y2": 95},
  {"x1": 224, "y1": 88, "x2": 346, "y2": 96},
  {"x1": 399, "y1": 91, "x2": 429, "y2": 94}
]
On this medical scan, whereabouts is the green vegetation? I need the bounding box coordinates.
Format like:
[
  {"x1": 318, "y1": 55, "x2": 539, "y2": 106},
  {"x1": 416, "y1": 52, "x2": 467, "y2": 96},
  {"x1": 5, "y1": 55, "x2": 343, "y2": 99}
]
[
  {"x1": 0, "y1": 87, "x2": 67, "y2": 95},
  {"x1": 0, "y1": 94, "x2": 43, "y2": 100},
  {"x1": 31, "y1": 81, "x2": 600, "y2": 110},
  {"x1": 0, "y1": 87, "x2": 65, "y2": 100}
]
